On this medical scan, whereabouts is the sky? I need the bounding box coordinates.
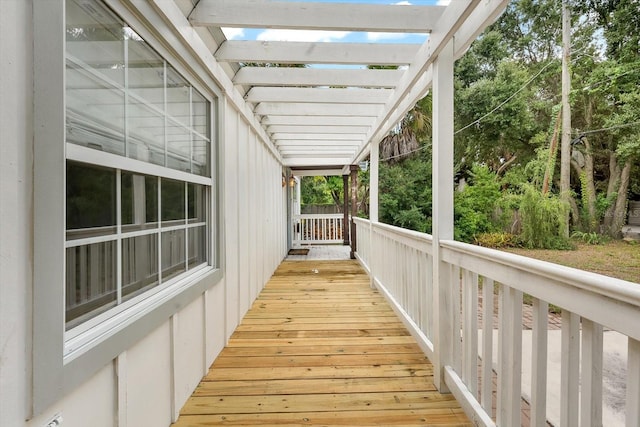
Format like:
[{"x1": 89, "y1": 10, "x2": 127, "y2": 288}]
[{"x1": 222, "y1": 0, "x2": 450, "y2": 45}]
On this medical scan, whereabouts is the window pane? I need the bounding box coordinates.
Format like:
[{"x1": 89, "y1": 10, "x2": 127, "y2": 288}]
[
  {"x1": 192, "y1": 134, "x2": 210, "y2": 176},
  {"x1": 192, "y1": 89, "x2": 209, "y2": 136},
  {"x1": 65, "y1": 240, "x2": 117, "y2": 329},
  {"x1": 66, "y1": 0, "x2": 125, "y2": 86},
  {"x1": 146, "y1": 177, "x2": 159, "y2": 223},
  {"x1": 167, "y1": 119, "x2": 191, "y2": 173},
  {"x1": 166, "y1": 66, "x2": 190, "y2": 126},
  {"x1": 128, "y1": 100, "x2": 165, "y2": 166},
  {"x1": 161, "y1": 179, "x2": 185, "y2": 224},
  {"x1": 122, "y1": 234, "x2": 159, "y2": 301},
  {"x1": 127, "y1": 30, "x2": 164, "y2": 112},
  {"x1": 66, "y1": 162, "x2": 116, "y2": 239},
  {"x1": 66, "y1": 63, "x2": 125, "y2": 155},
  {"x1": 122, "y1": 173, "x2": 159, "y2": 231},
  {"x1": 162, "y1": 230, "x2": 186, "y2": 281},
  {"x1": 188, "y1": 183, "x2": 206, "y2": 224},
  {"x1": 188, "y1": 226, "x2": 207, "y2": 269}
]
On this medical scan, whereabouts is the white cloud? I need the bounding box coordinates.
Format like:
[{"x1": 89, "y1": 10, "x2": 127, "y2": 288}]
[
  {"x1": 437, "y1": 0, "x2": 451, "y2": 5},
  {"x1": 395, "y1": 1, "x2": 413, "y2": 4},
  {"x1": 222, "y1": 27, "x2": 245, "y2": 40},
  {"x1": 256, "y1": 29, "x2": 350, "y2": 42}
]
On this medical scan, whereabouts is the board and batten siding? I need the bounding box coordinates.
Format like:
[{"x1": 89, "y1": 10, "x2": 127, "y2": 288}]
[{"x1": 0, "y1": 1, "x2": 287, "y2": 426}]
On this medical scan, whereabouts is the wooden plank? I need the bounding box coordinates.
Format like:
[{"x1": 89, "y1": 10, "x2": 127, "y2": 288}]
[
  {"x1": 181, "y1": 391, "x2": 462, "y2": 415},
  {"x1": 212, "y1": 353, "x2": 429, "y2": 368},
  {"x1": 205, "y1": 364, "x2": 434, "y2": 381},
  {"x1": 220, "y1": 343, "x2": 421, "y2": 356},
  {"x1": 172, "y1": 260, "x2": 471, "y2": 427},
  {"x1": 194, "y1": 376, "x2": 437, "y2": 396},
  {"x1": 173, "y1": 408, "x2": 469, "y2": 426},
  {"x1": 230, "y1": 328, "x2": 411, "y2": 339}
]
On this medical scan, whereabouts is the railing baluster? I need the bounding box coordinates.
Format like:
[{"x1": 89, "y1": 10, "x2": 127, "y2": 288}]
[
  {"x1": 481, "y1": 277, "x2": 494, "y2": 417},
  {"x1": 451, "y1": 265, "x2": 462, "y2": 374},
  {"x1": 530, "y1": 297, "x2": 548, "y2": 427},
  {"x1": 462, "y1": 270, "x2": 478, "y2": 396},
  {"x1": 497, "y1": 285, "x2": 522, "y2": 427},
  {"x1": 560, "y1": 310, "x2": 580, "y2": 427},
  {"x1": 627, "y1": 338, "x2": 640, "y2": 426},
  {"x1": 581, "y1": 318, "x2": 603, "y2": 427}
]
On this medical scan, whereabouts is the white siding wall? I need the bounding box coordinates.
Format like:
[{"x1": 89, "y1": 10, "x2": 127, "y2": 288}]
[
  {"x1": 0, "y1": 1, "x2": 287, "y2": 426},
  {"x1": 0, "y1": 1, "x2": 34, "y2": 425}
]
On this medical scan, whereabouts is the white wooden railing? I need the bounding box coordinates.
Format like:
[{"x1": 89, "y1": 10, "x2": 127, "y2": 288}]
[
  {"x1": 293, "y1": 213, "x2": 345, "y2": 245},
  {"x1": 354, "y1": 217, "x2": 640, "y2": 427}
]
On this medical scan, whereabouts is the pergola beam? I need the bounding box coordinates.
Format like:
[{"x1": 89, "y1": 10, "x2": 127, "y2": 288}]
[
  {"x1": 190, "y1": 1, "x2": 445, "y2": 33},
  {"x1": 255, "y1": 102, "x2": 382, "y2": 117},
  {"x1": 234, "y1": 67, "x2": 404, "y2": 88},
  {"x1": 215, "y1": 41, "x2": 419, "y2": 66},
  {"x1": 246, "y1": 87, "x2": 392, "y2": 104},
  {"x1": 262, "y1": 116, "x2": 375, "y2": 127},
  {"x1": 267, "y1": 125, "x2": 370, "y2": 134},
  {"x1": 273, "y1": 133, "x2": 364, "y2": 141}
]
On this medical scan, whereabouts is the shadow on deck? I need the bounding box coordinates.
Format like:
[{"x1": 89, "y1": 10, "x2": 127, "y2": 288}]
[{"x1": 172, "y1": 260, "x2": 471, "y2": 426}]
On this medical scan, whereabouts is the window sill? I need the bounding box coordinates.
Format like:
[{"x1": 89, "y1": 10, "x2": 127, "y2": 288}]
[{"x1": 63, "y1": 265, "x2": 217, "y2": 364}]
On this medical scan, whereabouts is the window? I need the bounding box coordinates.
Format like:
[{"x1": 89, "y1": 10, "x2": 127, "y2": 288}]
[{"x1": 65, "y1": 0, "x2": 213, "y2": 331}]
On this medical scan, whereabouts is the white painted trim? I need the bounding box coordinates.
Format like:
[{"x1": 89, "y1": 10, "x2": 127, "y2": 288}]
[
  {"x1": 33, "y1": 0, "x2": 66, "y2": 414},
  {"x1": 246, "y1": 87, "x2": 391, "y2": 104},
  {"x1": 234, "y1": 67, "x2": 404, "y2": 88},
  {"x1": 116, "y1": 352, "x2": 128, "y2": 427},
  {"x1": 190, "y1": 1, "x2": 445, "y2": 33},
  {"x1": 66, "y1": 144, "x2": 212, "y2": 185},
  {"x1": 444, "y1": 366, "x2": 496, "y2": 427},
  {"x1": 216, "y1": 41, "x2": 419, "y2": 66}
]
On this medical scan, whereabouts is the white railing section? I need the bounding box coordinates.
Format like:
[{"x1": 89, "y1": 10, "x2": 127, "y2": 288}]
[
  {"x1": 354, "y1": 217, "x2": 434, "y2": 358},
  {"x1": 354, "y1": 217, "x2": 640, "y2": 427},
  {"x1": 293, "y1": 213, "x2": 345, "y2": 245}
]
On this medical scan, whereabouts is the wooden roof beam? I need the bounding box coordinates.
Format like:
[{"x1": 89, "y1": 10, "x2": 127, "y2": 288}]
[
  {"x1": 190, "y1": 1, "x2": 445, "y2": 33},
  {"x1": 215, "y1": 41, "x2": 419, "y2": 66},
  {"x1": 246, "y1": 87, "x2": 391, "y2": 104},
  {"x1": 234, "y1": 67, "x2": 404, "y2": 88}
]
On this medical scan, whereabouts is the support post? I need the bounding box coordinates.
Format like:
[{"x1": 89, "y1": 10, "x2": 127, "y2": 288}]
[
  {"x1": 560, "y1": 0, "x2": 571, "y2": 237},
  {"x1": 350, "y1": 165, "x2": 359, "y2": 259},
  {"x1": 369, "y1": 141, "x2": 379, "y2": 288},
  {"x1": 432, "y1": 38, "x2": 455, "y2": 392},
  {"x1": 343, "y1": 174, "x2": 350, "y2": 245}
]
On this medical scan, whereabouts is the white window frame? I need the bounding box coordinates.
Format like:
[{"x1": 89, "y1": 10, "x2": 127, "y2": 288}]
[{"x1": 32, "y1": 0, "x2": 223, "y2": 415}]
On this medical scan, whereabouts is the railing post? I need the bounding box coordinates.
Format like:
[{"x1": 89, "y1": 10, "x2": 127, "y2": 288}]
[
  {"x1": 432, "y1": 38, "x2": 455, "y2": 392},
  {"x1": 369, "y1": 141, "x2": 379, "y2": 289},
  {"x1": 350, "y1": 165, "x2": 359, "y2": 259},
  {"x1": 343, "y1": 174, "x2": 349, "y2": 246}
]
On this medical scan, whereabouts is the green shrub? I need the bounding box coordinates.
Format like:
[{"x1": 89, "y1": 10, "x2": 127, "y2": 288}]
[
  {"x1": 571, "y1": 230, "x2": 608, "y2": 245},
  {"x1": 474, "y1": 232, "x2": 519, "y2": 248},
  {"x1": 519, "y1": 185, "x2": 572, "y2": 249}
]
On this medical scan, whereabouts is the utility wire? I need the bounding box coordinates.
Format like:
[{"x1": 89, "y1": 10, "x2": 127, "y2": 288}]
[
  {"x1": 574, "y1": 120, "x2": 640, "y2": 138},
  {"x1": 454, "y1": 59, "x2": 557, "y2": 135}
]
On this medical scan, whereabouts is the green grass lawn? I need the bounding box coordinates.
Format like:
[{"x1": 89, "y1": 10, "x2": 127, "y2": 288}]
[{"x1": 503, "y1": 240, "x2": 640, "y2": 284}]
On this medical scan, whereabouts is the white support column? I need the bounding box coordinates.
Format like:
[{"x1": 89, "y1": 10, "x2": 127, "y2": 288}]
[
  {"x1": 369, "y1": 141, "x2": 379, "y2": 223},
  {"x1": 369, "y1": 140, "x2": 379, "y2": 288},
  {"x1": 432, "y1": 38, "x2": 455, "y2": 392}
]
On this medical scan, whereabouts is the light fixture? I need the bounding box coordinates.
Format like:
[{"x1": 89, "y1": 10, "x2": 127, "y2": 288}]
[
  {"x1": 288, "y1": 176, "x2": 296, "y2": 187},
  {"x1": 359, "y1": 161, "x2": 369, "y2": 171},
  {"x1": 282, "y1": 174, "x2": 286, "y2": 187}
]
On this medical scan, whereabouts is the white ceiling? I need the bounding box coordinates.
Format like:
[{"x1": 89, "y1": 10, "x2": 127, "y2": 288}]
[{"x1": 181, "y1": 0, "x2": 509, "y2": 172}]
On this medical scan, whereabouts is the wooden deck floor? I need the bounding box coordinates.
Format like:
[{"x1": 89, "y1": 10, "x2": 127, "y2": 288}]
[{"x1": 172, "y1": 260, "x2": 472, "y2": 426}]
